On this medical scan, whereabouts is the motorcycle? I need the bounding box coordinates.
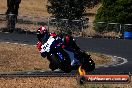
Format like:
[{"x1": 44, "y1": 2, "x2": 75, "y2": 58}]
[
  {"x1": 40, "y1": 35, "x2": 95, "y2": 73},
  {"x1": 40, "y1": 36, "x2": 72, "y2": 73}
]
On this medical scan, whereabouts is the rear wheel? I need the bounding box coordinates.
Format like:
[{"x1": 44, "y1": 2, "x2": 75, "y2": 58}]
[
  {"x1": 77, "y1": 51, "x2": 95, "y2": 72},
  {"x1": 81, "y1": 56, "x2": 95, "y2": 72}
]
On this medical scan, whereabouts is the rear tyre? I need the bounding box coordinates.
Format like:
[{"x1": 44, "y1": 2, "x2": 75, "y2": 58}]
[
  {"x1": 78, "y1": 51, "x2": 95, "y2": 72},
  {"x1": 81, "y1": 56, "x2": 95, "y2": 72}
]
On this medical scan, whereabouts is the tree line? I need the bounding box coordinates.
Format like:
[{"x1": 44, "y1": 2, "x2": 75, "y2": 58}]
[{"x1": 95, "y1": 0, "x2": 132, "y2": 24}]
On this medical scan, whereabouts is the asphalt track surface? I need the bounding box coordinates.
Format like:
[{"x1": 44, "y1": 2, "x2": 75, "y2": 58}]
[{"x1": 0, "y1": 32, "x2": 132, "y2": 75}]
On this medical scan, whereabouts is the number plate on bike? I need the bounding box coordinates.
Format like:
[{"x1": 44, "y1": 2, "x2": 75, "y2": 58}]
[{"x1": 40, "y1": 36, "x2": 55, "y2": 53}]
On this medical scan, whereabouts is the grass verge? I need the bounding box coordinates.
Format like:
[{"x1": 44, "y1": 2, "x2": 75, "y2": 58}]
[
  {"x1": 0, "y1": 0, "x2": 50, "y2": 17},
  {"x1": 0, "y1": 42, "x2": 49, "y2": 72},
  {"x1": 0, "y1": 42, "x2": 111, "y2": 72},
  {"x1": 0, "y1": 77, "x2": 131, "y2": 88}
]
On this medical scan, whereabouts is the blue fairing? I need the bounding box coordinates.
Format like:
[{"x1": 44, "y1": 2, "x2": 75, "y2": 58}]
[
  {"x1": 50, "y1": 37, "x2": 62, "y2": 49},
  {"x1": 57, "y1": 52, "x2": 63, "y2": 60},
  {"x1": 49, "y1": 37, "x2": 64, "y2": 61}
]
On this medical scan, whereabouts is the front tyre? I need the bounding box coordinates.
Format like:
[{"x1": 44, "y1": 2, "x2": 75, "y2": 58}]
[
  {"x1": 60, "y1": 56, "x2": 72, "y2": 73},
  {"x1": 49, "y1": 62, "x2": 58, "y2": 71},
  {"x1": 48, "y1": 54, "x2": 59, "y2": 71},
  {"x1": 58, "y1": 50, "x2": 72, "y2": 73}
]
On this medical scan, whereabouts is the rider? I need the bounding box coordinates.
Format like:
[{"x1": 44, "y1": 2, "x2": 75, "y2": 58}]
[
  {"x1": 36, "y1": 26, "x2": 81, "y2": 68},
  {"x1": 36, "y1": 26, "x2": 50, "y2": 58}
]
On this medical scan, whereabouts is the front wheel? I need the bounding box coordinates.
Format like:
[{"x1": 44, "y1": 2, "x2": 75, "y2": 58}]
[
  {"x1": 59, "y1": 49, "x2": 72, "y2": 73},
  {"x1": 48, "y1": 54, "x2": 59, "y2": 71},
  {"x1": 49, "y1": 62, "x2": 58, "y2": 71},
  {"x1": 60, "y1": 56, "x2": 72, "y2": 73},
  {"x1": 57, "y1": 49, "x2": 72, "y2": 73},
  {"x1": 48, "y1": 51, "x2": 72, "y2": 73}
]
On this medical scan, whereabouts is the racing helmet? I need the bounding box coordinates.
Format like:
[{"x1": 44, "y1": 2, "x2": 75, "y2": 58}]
[
  {"x1": 36, "y1": 26, "x2": 48, "y2": 41},
  {"x1": 36, "y1": 26, "x2": 47, "y2": 34}
]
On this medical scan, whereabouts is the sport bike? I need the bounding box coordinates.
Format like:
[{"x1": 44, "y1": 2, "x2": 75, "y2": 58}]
[
  {"x1": 40, "y1": 36, "x2": 95, "y2": 73},
  {"x1": 40, "y1": 36, "x2": 72, "y2": 72}
]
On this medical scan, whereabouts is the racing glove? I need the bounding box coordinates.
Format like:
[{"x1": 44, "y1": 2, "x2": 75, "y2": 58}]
[{"x1": 37, "y1": 41, "x2": 42, "y2": 51}]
